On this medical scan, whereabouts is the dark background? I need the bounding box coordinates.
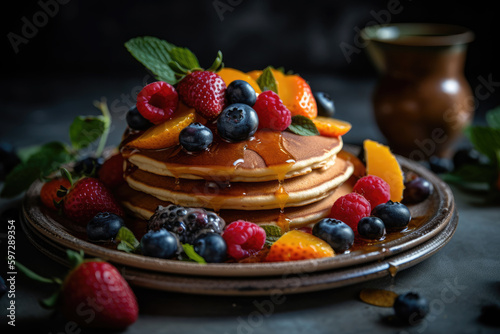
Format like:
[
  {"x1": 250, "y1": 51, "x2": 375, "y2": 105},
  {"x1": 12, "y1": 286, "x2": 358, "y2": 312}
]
[{"x1": 1, "y1": 0, "x2": 499, "y2": 142}]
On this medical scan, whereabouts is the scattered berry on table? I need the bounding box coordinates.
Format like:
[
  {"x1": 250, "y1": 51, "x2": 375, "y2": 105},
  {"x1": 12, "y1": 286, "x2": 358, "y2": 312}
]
[
  {"x1": 393, "y1": 292, "x2": 429, "y2": 324},
  {"x1": 193, "y1": 232, "x2": 228, "y2": 263},
  {"x1": 62, "y1": 177, "x2": 124, "y2": 225},
  {"x1": 328, "y1": 193, "x2": 371, "y2": 234},
  {"x1": 73, "y1": 156, "x2": 104, "y2": 177},
  {"x1": 177, "y1": 70, "x2": 227, "y2": 120},
  {"x1": 252, "y1": 90, "x2": 292, "y2": 131},
  {"x1": 140, "y1": 229, "x2": 179, "y2": 259},
  {"x1": 266, "y1": 230, "x2": 334, "y2": 262},
  {"x1": 312, "y1": 218, "x2": 355, "y2": 252},
  {"x1": 371, "y1": 201, "x2": 411, "y2": 230},
  {"x1": 357, "y1": 216, "x2": 386, "y2": 240},
  {"x1": 217, "y1": 103, "x2": 259, "y2": 142},
  {"x1": 126, "y1": 105, "x2": 153, "y2": 130},
  {"x1": 402, "y1": 173, "x2": 433, "y2": 204},
  {"x1": 40, "y1": 177, "x2": 71, "y2": 210},
  {"x1": 353, "y1": 175, "x2": 391, "y2": 208},
  {"x1": 136, "y1": 81, "x2": 179, "y2": 124},
  {"x1": 226, "y1": 80, "x2": 257, "y2": 106},
  {"x1": 222, "y1": 220, "x2": 266, "y2": 260},
  {"x1": 98, "y1": 153, "x2": 125, "y2": 189},
  {"x1": 0, "y1": 142, "x2": 21, "y2": 180},
  {"x1": 86, "y1": 212, "x2": 125, "y2": 241},
  {"x1": 313, "y1": 92, "x2": 335, "y2": 118},
  {"x1": 179, "y1": 122, "x2": 213, "y2": 152}
]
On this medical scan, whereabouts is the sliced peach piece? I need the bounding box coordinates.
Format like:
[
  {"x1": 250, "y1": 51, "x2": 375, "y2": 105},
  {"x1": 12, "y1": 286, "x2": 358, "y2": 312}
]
[
  {"x1": 265, "y1": 230, "x2": 334, "y2": 262},
  {"x1": 312, "y1": 116, "x2": 352, "y2": 137},
  {"x1": 363, "y1": 139, "x2": 405, "y2": 202},
  {"x1": 217, "y1": 68, "x2": 261, "y2": 94},
  {"x1": 127, "y1": 103, "x2": 197, "y2": 150}
]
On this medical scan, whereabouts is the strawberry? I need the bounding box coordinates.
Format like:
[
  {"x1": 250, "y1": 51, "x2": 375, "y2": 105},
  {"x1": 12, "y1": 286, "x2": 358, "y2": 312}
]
[
  {"x1": 15, "y1": 250, "x2": 138, "y2": 329},
  {"x1": 40, "y1": 177, "x2": 71, "y2": 210},
  {"x1": 265, "y1": 230, "x2": 334, "y2": 262},
  {"x1": 98, "y1": 153, "x2": 125, "y2": 189},
  {"x1": 177, "y1": 70, "x2": 227, "y2": 120},
  {"x1": 62, "y1": 176, "x2": 124, "y2": 225}
]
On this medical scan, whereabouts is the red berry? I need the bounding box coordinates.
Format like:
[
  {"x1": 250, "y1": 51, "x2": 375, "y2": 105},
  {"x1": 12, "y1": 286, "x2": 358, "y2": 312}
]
[
  {"x1": 62, "y1": 260, "x2": 138, "y2": 329},
  {"x1": 136, "y1": 81, "x2": 179, "y2": 124},
  {"x1": 98, "y1": 153, "x2": 125, "y2": 189},
  {"x1": 177, "y1": 71, "x2": 226, "y2": 120},
  {"x1": 40, "y1": 178, "x2": 71, "y2": 210},
  {"x1": 353, "y1": 175, "x2": 391, "y2": 208},
  {"x1": 329, "y1": 193, "x2": 371, "y2": 233},
  {"x1": 63, "y1": 177, "x2": 124, "y2": 225},
  {"x1": 253, "y1": 90, "x2": 292, "y2": 131},
  {"x1": 222, "y1": 220, "x2": 266, "y2": 260}
]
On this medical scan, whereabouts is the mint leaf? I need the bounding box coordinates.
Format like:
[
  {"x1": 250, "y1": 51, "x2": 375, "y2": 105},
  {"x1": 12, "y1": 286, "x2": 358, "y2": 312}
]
[
  {"x1": 182, "y1": 244, "x2": 206, "y2": 264},
  {"x1": 486, "y1": 106, "x2": 500, "y2": 129},
  {"x1": 287, "y1": 115, "x2": 320, "y2": 136},
  {"x1": 1, "y1": 141, "x2": 74, "y2": 198},
  {"x1": 256, "y1": 66, "x2": 278, "y2": 94},
  {"x1": 125, "y1": 36, "x2": 177, "y2": 84},
  {"x1": 69, "y1": 115, "x2": 106, "y2": 150},
  {"x1": 260, "y1": 224, "x2": 283, "y2": 246},
  {"x1": 115, "y1": 227, "x2": 140, "y2": 253},
  {"x1": 465, "y1": 125, "x2": 500, "y2": 164},
  {"x1": 170, "y1": 47, "x2": 201, "y2": 71}
]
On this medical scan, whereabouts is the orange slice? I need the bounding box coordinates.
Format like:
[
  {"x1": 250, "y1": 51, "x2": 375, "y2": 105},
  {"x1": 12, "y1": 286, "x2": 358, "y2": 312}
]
[
  {"x1": 266, "y1": 230, "x2": 334, "y2": 262},
  {"x1": 127, "y1": 103, "x2": 197, "y2": 149},
  {"x1": 312, "y1": 117, "x2": 352, "y2": 137},
  {"x1": 337, "y1": 150, "x2": 366, "y2": 179},
  {"x1": 363, "y1": 139, "x2": 405, "y2": 202},
  {"x1": 217, "y1": 68, "x2": 261, "y2": 94}
]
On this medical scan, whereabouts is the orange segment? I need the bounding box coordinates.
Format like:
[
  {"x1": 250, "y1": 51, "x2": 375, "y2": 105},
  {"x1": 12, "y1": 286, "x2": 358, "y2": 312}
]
[
  {"x1": 337, "y1": 150, "x2": 366, "y2": 179},
  {"x1": 217, "y1": 68, "x2": 261, "y2": 94},
  {"x1": 312, "y1": 117, "x2": 351, "y2": 137},
  {"x1": 363, "y1": 139, "x2": 405, "y2": 202},
  {"x1": 127, "y1": 103, "x2": 197, "y2": 149},
  {"x1": 266, "y1": 230, "x2": 334, "y2": 262}
]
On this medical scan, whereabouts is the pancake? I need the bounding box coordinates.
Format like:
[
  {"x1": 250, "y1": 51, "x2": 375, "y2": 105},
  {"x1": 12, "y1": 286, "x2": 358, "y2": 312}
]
[
  {"x1": 116, "y1": 178, "x2": 355, "y2": 228},
  {"x1": 124, "y1": 158, "x2": 354, "y2": 211},
  {"x1": 122, "y1": 129, "x2": 343, "y2": 182}
]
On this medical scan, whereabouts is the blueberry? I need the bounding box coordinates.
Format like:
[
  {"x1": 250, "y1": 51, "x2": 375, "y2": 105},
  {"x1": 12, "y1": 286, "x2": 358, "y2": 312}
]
[
  {"x1": 312, "y1": 218, "x2": 354, "y2": 252},
  {"x1": 74, "y1": 156, "x2": 104, "y2": 176},
  {"x1": 452, "y1": 147, "x2": 485, "y2": 171},
  {"x1": 427, "y1": 155, "x2": 453, "y2": 174},
  {"x1": 226, "y1": 80, "x2": 257, "y2": 106},
  {"x1": 403, "y1": 176, "x2": 433, "y2": 204},
  {"x1": 393, "y1": 292, "x2": 429, "y2": 324},
  {"x1": 86, "y1": 212, "x2": 125, "y2": 241},
  {"x1": 357, "y1": 216, "x2": 386, "y2": 239},
  {"x1": 217, "y1": 103, "x2": 259, "y2": 142},
  {"x1": 313, "y1": 92, "x2": 335, "y2": 118},
  {"x1": 193, "y1": 232, "x2": 227, "y2": 263},
  {"x1": 126, "y1": 105, "x2": 153, "y2": 131},
  {"x1": 0, "y1": 142, "x2": 21, "y2": 180},
  {"x1": 179, "y1": 122, "x2": 213, "y2": 152},
  {"x1": 0, "y1": 276, "x2": 7, "y2": 298},
  {"x1": 372, "y1": 201, "x2": 411, "y2": 230},
  {"x1": 140, "y1": 229, "x2": 178, "y2": 259}
]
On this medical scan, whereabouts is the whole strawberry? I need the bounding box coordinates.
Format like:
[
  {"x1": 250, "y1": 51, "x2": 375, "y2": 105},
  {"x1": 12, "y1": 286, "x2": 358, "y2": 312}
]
[
  {"x1": 63, "y1": 176, "x2": 124, "y2": 225},
  {"x1": 15, "y1": 250, "x2": 138, "y2": 329},
  {"x1": 177, "y1": 70, "x2": 227, "y2": 120},
  {"x1": 40, "y1": 177, "x2": 71, "y2": 210}
]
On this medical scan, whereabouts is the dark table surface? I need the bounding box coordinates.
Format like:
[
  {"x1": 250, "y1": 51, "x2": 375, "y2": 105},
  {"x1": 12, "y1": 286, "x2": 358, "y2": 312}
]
[{"x1": 1, "y1": 74, "x2": 499, "y2": 334}]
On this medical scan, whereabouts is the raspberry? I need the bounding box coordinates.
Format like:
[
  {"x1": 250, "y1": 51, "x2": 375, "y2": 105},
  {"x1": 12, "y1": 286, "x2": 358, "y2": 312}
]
[
  {"x1": 253, "y1": 91, "x2": 292, "y2": 131},
  {"x1": 353, "y1": 175, "x2": 391, "y2": 208},
  {"x1": 136, "y1": 81, "x2": 179, "y2": 124},
  {"x1": 222, "y1": 220, "x2": 266, "y2": 260},
  {"x1": 328, "y1": 193, "x2": 371, "y2": 233}
]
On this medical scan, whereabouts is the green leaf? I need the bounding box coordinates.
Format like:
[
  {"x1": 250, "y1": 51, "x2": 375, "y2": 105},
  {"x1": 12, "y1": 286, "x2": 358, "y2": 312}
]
[
  {"x1": 182, "y1": 244, "x2": 206, "y2": 264},
  {"x1": 287, "y1": 115, "x2": 320, "y2": 136},
  {"x1": 256, "y1": 66, "x2": 279, "y2": 94},
  {"x1": 115, "y1": 227, "x2": 140, "y2": 253},
  {"x1": 66, "y1": 249, "x2": 85, "y2": 269},
  {"x1": 465, "y1": 125, "x2": 500, "y2": 164},
  {"x1": 206, "y1": 50, "x2": 224, "y2": 72},
  {"x1": 125, "y1": 36, "x2": 178, "y2": 84},
  {"x1": 169, "y1": 47, "x2": 201, "y2": 71},
  {"x1": 14, "y1": 260, "x2": 57, "y2": 284},
  {"x1": 1, "y1": 142, "x2": 74, "y2": 198},
  {"x1": 69, "y1": 115, "x2": 106, "y2": 150},
  {"x1": 260, "y1": 224, "x2": 283, "y2": 246},
  {"x1": 486, "y1": 106, "x2": 500, "y2": 129}
]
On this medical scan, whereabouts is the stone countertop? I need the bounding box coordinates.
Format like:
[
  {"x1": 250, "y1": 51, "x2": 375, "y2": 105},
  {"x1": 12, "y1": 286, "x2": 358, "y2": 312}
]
[{"x1": 0, "y1": 75, "x2": 499, "y2": 334}]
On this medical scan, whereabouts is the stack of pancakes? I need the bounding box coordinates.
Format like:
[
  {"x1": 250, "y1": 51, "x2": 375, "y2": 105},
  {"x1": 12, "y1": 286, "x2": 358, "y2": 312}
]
[{"x1": 117, "y1": 126, "x2": 354, "y2": 230}]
